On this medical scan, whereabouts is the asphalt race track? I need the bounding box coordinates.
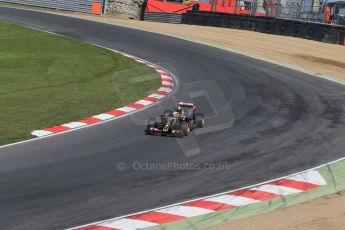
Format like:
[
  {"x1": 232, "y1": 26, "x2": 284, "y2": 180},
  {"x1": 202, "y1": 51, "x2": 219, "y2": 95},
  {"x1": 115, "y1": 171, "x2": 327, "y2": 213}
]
[{"x1": 1, "y1": 7, "x2": 345, "y2": 230}]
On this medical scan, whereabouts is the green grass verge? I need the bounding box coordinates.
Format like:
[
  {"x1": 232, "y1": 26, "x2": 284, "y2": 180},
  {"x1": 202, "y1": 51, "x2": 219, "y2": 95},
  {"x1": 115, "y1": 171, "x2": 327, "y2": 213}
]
[{"x1": 0, "y1": 21, "x2": 161, "y2": 145}]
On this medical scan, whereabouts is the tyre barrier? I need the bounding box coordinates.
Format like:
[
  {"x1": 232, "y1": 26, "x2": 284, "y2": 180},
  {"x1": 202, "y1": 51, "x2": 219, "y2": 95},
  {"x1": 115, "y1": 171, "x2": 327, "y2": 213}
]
[{"x1": 182, "y1": 11, "x2": 345, "y2": 45}]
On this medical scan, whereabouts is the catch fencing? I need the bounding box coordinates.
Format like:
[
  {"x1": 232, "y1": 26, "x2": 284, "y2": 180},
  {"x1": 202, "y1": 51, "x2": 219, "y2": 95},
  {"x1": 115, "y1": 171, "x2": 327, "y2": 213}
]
[
  {"x1": 209, "y1": 0, "x2": 345, "y2": 25},
  {"x1": 0, "y1": 0, "x2": 106, "y2": 15}
]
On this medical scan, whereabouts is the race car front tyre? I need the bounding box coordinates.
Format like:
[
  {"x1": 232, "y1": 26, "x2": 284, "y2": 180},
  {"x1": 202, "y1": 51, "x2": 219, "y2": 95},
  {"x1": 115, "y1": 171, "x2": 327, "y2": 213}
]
[
  {"x1": 180, "y1": 121, "x2": 190, "y2": 136},
  {"x1": 146, "y1": 118, "x2": 156, "y2": 132},
  {"x1": 195, "y1": 113, "x2": 205, "y2": 128}
]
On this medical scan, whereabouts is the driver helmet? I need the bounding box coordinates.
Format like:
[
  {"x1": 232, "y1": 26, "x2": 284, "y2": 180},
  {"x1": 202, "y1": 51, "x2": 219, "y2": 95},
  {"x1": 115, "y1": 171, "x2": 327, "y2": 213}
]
[{"x1": 173, "y1": 111, "x2": 179, "y2": 117}]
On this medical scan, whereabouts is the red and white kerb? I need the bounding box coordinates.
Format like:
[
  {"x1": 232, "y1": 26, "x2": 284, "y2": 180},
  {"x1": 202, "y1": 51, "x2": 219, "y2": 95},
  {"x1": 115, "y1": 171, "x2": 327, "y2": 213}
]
[
  {"x1": 73, "y1": 170, "x2": 326, "y2": 230},
  {"x1": 31, "y1": 52, "x2": 175, "y2": 137}
]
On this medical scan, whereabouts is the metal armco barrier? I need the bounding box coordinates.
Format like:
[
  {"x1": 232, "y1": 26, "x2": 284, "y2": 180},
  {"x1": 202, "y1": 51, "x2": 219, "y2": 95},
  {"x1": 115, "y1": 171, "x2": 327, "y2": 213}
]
[
  {"x1": 143, "y1": 12, "x2": 182, "y2": 24},
  {"x1": 0, "y1": 0, "x2": 105, "y2": 15},
  {"x1": 182, "y1": 11, "x2": 345, "y2": 45}
]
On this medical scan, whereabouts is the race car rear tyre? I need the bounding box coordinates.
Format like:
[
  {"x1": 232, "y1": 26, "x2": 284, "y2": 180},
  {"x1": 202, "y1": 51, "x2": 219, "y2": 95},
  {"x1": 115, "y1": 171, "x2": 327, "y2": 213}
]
[
  {"x1": 195, "y1": 113, "x2": 205, "y2": 128},
  {"x1": 180, "y1": 121, "x2": 190, "y2": 136}
]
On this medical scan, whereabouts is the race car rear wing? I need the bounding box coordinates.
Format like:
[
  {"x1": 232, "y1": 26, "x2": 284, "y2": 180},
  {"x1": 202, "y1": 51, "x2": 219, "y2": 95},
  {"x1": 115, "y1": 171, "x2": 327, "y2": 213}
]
[{"x1": 177, "y1": 102, "x2": 195, "y2": 107}]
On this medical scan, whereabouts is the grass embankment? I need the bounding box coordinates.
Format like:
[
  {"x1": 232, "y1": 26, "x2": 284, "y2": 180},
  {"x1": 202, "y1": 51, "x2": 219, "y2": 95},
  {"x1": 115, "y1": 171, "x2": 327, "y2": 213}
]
[{"x1": 0, "y1": 21, "x2": 161, "y2": 145}]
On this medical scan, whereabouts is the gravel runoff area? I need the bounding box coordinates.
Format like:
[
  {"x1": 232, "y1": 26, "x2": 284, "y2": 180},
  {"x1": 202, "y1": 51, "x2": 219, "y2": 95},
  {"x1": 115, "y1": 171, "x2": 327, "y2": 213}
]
[{"x1": 2, "y1": 4, "x2": 345, "y2": 229}]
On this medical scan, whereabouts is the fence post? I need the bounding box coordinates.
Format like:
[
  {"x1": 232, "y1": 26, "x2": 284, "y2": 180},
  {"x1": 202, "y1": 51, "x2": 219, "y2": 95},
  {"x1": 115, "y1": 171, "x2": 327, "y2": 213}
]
[
  {"x1": 139, "y1": 0, "x2": 148, "y2": 21},
  {"x1": 102, "y1": 0, "x2": 107, "y2": 15}
]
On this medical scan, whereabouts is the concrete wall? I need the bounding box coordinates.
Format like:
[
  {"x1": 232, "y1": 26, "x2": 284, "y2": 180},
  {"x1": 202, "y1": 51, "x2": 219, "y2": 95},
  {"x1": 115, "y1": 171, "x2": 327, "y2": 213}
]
[{"x1": 0, "y1": 0, "x2": 104, "y2": 14}]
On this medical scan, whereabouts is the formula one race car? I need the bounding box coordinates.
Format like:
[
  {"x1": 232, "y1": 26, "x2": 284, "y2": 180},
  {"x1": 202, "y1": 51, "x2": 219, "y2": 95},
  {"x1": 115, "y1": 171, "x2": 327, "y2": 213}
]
[{"x1": 146, "y1": 102, "x2": 205, "y2": 137}]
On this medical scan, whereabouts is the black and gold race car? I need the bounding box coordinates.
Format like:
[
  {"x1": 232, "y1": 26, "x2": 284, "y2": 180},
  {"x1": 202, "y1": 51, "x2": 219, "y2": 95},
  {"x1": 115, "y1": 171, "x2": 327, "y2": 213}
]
[{"x1": 146, "y1": 102, "x2": 205, "y2": 137}]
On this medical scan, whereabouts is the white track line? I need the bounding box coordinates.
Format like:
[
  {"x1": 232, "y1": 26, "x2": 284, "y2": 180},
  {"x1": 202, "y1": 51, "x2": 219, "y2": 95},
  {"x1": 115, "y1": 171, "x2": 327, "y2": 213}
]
[{"x1": 158, "y1": 205, "x2": 214, "y2": 217}]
